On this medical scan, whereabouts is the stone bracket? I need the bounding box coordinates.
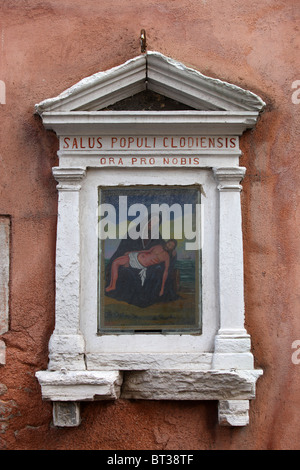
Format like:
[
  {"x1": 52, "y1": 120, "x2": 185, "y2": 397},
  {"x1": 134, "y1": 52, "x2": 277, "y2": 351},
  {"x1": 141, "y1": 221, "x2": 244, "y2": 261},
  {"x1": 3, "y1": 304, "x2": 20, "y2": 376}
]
[
  {"x1": 218, "y1": 400, "x2": 250, "y2": 426},
  {"x1": 53, "y1": 402, "x2": 82, "y2": 427},
  {"x1": 36, "y1": 370, "x2": 123, "y2": 427}
]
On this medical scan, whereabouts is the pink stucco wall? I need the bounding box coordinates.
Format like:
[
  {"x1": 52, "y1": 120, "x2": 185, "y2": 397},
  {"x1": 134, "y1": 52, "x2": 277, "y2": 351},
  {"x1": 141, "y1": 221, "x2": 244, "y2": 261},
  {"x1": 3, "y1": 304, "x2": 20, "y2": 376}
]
[{"x1": 0, "y1": 0, "x2": 300, "y2": 450}]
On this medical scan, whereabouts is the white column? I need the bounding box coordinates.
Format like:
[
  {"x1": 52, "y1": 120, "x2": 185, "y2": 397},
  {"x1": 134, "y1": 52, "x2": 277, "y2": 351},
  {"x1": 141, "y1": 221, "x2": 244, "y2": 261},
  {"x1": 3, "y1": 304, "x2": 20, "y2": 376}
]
[
  {"x1": 212, "y1": 167, "x2": 254, "y2": 370},
  {"x1": 48, "y1": 167, "x2": 86, "y2": 370}
]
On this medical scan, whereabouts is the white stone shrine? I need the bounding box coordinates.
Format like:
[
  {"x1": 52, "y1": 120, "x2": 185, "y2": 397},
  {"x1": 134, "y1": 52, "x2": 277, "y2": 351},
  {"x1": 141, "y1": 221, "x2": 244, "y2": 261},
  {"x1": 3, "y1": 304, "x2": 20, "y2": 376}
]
[{"x1": 35, "y1": 52, "x2": 265, "y2": 427}]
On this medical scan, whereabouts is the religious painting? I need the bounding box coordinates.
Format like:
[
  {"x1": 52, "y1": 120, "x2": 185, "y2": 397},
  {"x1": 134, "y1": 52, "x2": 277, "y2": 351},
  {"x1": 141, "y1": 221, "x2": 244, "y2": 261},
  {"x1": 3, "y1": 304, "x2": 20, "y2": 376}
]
[{"x1": 97, "y1": 185, "x2": 202, "y2": 333}]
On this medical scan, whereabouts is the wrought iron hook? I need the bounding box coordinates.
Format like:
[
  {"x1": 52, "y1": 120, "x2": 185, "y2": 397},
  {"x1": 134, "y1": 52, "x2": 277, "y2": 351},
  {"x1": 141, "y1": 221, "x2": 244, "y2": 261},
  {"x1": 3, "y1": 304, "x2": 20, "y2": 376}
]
[{"x1": 140, "y1": 29, "x2": 147, "y2": 53}]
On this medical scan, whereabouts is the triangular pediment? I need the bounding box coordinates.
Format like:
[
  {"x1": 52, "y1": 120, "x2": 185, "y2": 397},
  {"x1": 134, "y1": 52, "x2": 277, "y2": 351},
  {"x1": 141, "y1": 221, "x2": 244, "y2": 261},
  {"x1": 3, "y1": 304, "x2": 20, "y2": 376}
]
[
  {"x1": 103, "y1": 89, "x2": 195, "y2": 111},
  {"x1": 35, "y1": 51, "x2": 265, "y2": 115}
]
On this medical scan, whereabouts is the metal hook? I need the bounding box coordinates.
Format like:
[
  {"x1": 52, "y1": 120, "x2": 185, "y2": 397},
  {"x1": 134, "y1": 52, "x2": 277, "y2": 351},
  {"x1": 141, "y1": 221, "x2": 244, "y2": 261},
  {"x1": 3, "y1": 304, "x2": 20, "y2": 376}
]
[{"x1": 140, "y1": 29, "x2": 147, "y2": 53}]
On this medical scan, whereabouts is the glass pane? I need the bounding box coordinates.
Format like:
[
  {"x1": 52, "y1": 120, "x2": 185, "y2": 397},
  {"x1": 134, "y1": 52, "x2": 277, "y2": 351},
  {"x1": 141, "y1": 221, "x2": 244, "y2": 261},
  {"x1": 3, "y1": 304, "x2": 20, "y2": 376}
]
[{"x1": 98, "y1": 186, "x2": 202, "y2": 334}]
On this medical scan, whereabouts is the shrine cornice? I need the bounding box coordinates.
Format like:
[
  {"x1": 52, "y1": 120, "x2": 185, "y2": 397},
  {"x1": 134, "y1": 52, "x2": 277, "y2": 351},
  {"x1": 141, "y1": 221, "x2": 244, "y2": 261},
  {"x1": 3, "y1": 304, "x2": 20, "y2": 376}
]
[{"x1": 41, "y1": 110, "x2": 260, "y2": 136}]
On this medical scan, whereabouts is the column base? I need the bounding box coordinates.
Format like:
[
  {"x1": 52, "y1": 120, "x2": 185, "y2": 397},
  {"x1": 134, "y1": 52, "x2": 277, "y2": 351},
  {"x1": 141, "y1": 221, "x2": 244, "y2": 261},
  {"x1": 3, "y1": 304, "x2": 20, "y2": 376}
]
[
  {"x1": 212, "y1": 330, "x2": 255, "y2": 370},
  {"x1": 48, "y1": 333, "x2": 86, "y2": 370}
]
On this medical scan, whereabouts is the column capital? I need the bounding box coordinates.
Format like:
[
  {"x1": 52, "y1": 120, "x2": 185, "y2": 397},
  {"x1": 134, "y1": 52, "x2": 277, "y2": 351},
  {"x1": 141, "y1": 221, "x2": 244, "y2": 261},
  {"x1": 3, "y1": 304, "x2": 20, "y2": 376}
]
[
  {"x1": 52, "y1": 167, "x2": 86, "y2": 191},
  {"x1": 213, "y1": 166, "x2": 246, "y2": 192}
]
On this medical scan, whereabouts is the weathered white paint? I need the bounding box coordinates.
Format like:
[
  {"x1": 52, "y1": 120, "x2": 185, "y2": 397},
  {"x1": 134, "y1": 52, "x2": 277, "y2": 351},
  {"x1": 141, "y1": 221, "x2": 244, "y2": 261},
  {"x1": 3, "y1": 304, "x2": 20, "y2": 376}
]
[
  {"x1": 35, "y1": 52, "x2": 265, "y2": 426},
  {"x1": 49, "y1": 168, "x2": 86, "y2": 371},
  {"x1": 211, "y1": 167, "x2": 254, "y2": 370},
  {"x1": 0, "y1": 216, "x2": 10, "y2": 365}
]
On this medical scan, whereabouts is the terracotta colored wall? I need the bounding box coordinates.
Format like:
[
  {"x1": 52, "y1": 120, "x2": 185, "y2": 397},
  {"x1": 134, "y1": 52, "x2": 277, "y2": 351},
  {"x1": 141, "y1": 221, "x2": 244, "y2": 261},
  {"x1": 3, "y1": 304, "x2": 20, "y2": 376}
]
[{"x1": 0, "y1": 0, "x2": 299, "y2": 450}]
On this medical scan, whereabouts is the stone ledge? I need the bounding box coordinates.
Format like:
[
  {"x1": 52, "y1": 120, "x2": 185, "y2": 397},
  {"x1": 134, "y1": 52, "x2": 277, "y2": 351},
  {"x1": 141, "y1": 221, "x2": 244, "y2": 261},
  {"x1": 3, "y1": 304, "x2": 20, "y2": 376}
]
[
  {"x1": 121, "y1": 369, "x2": 263, "y2": 401},
  {"x1": 35, "y1": 370, "x2": 123, "y2": 402}
]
